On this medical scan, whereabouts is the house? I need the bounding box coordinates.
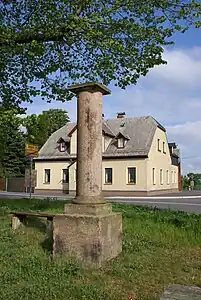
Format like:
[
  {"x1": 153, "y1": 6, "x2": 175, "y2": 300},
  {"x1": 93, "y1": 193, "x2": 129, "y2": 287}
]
[{"x1": 34, "y1": 113, "x2": 181, "y2": 196}]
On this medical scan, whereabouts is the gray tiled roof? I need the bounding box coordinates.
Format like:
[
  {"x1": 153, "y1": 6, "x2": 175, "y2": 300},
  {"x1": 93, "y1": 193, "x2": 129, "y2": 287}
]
[{"x1": 36, "y1": 116, "x2": 165, "y2": 159}]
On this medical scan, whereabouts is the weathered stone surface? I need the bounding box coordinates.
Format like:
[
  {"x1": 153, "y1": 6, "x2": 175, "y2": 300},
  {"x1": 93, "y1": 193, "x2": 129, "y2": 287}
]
[
  {"x1": 53, "y1": 212, "x2": 122, "y2": 267},
  {"x1": 64, "y1": 203, "x2": 112, "y2": 215},
  {"x1": 160, "y1": 284, "x2": 201, "y2": 300},
  {"x1": 57, "y1": 82, "x2": 123, "y2": 267},
  {"x1": 73, "y1": 89, "x2": 105, "y2": 204},
  {"x1": 12, "y1": 215, "x2": 22, "y2": 230},
  {"x1": 68, "y1": 82, "x2": 111, "y2": 95}
]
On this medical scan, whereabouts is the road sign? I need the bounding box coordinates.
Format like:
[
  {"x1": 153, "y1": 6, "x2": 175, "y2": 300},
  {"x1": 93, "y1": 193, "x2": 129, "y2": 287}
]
[{"x1": 25, "y1": 144, "x2": 39, "y2": 157}]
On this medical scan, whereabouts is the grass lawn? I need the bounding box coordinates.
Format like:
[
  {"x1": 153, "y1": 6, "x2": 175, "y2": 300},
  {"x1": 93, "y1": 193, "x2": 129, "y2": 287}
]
[{"x1": 1, "y1": 198, "x2": 201, "y2": 300}]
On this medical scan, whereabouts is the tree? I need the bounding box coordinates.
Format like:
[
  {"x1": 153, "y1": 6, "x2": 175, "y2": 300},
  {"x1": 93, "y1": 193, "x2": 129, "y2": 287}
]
[
  {"x1": 187, "y1": 173, "x2": 201, "y2": 190},
  {"x1": 0, "y1": 107, "x2": 27, "y2": 177},
  {"x1": 1, "y1": 1, "x2": 201, "y2": 107},
  {"x1": 181, "y1": 175, "x2": 190, "y2": 190},
  {"x1": 23, "y1": 109, "x2": 69, "y2": 148}
]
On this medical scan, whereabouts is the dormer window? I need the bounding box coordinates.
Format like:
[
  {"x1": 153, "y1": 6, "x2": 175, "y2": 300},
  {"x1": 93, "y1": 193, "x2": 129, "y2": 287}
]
[
  {"x1": 118, "y1": 137, "x2": 125, "y2": 148},
  {"x1": 57, "y1": 137, "x2": 68, "y2": 152},
  {"x1": 115, "y1": 131, "x2": 130, "y2": 149},
  {"x1": 60, "y1": 142, "x2": 66, "y2": 152}
]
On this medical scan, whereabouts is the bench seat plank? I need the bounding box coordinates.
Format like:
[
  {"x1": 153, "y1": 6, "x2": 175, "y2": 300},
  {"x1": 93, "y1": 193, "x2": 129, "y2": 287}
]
[
  {"x1": 10, "y1": 211, "x2": 59, "y2": 218},
  {"x1": 11, "y1": 211, "x2": 63, "y2": 230}
]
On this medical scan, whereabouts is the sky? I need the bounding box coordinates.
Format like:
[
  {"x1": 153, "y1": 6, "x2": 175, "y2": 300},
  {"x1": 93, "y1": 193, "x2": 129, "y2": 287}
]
[{"x1": 24, "y1": 28, "x2": 201, "y2": 175}]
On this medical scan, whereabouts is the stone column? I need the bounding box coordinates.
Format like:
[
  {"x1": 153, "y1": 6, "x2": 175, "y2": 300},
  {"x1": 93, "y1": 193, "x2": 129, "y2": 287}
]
[
  {"x1": 69, "y1": 83, "x2": 111, "y2": 205},
  {"x1": 54, "y1": 83, "x2": 122, "y2": 267}
]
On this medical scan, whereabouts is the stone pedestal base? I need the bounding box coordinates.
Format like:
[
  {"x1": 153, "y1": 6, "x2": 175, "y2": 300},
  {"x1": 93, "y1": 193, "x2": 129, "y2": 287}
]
[
  {"x1": 53, "y1": 205, "x2": 122, "y2": 267},
  {"x1": 64, "y1": 203, "x2": 112, "y2": 215}
]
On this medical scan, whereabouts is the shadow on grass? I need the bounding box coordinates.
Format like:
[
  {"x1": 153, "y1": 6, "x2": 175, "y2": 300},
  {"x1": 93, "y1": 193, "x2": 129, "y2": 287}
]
[
  {"x1": 41, "y1": 234, "x2": 53, "y2": 253},
  {"x1": 19, "y1": 216, "x2": 54, "y2": 254},
  {"x1": 25, "y1": 216, "x2": 48, "y2": 233}
]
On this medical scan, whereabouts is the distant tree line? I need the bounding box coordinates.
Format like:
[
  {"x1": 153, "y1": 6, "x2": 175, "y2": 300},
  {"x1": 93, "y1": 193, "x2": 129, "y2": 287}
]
[
  {"x1": 182, "y1": 173, "x2": 201, "y2": 191},
  {"x1": 0, "y1": 107, "x2": 69, "y2": 178}
]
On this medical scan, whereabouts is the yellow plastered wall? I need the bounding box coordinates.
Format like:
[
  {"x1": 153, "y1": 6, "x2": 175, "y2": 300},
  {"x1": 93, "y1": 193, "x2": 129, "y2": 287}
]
[
  {"x1": 70, "y1": 130, "x2": 77, "y2": 154},
  {"x1": 68, "y1": 158, "x2": 147, "y2": 192},
  {"x1": 35, "y1": 127, "x2": 178, "y2": 193},
  {"x1": 147, "y1": 127, "x2": 178, "y2": 191},
  {"x1": 35, "y1": 161, "x2": 70, "y2": 190}
]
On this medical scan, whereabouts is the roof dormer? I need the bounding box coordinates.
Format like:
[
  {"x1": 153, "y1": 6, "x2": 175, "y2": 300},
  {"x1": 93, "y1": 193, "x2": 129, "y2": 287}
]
[
  {"x1": 115, "y1": 132, "x2": 130, "y2": 149},
  {"x1": 57, "y1": 137, "x2": 68, "y2": 152},
  {"x1": 118, "y1": 137, "x2": 125, "y2": 148}
]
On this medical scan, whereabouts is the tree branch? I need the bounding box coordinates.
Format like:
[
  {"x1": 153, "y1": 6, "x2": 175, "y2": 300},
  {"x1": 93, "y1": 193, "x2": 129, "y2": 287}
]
[{"x1": 0, "y1": 24, "x2": 73, "y2": 46}]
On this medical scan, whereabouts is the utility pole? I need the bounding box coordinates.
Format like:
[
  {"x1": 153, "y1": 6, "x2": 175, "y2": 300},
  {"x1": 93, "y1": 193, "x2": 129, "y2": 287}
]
[{"x1": 25, "y1": 144, "x2": 38, "y2": 199}]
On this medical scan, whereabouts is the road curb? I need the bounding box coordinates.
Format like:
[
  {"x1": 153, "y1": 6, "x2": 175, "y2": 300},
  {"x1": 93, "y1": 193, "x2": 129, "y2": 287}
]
[{"x1": 105, "y1": 196, "x2": 201, "y2": 200}]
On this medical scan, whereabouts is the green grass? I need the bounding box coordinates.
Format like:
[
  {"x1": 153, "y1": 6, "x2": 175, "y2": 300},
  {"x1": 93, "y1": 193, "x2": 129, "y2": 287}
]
[{"x1": 1, "y1": 198, "x2": 201, "y2": 300}]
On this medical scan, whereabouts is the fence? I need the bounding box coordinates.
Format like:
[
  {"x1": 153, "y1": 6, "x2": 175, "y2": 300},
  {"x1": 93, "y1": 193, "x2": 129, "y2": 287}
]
[
  {"x1": 0, "y1": 177, "x2": 26, "y2": 192},
  {"x1": 0, "y1": 178, "x2": 6, "y2": 190},
  {"x1": 0, "y1": 169, "x2": 37, "y2": 193}
]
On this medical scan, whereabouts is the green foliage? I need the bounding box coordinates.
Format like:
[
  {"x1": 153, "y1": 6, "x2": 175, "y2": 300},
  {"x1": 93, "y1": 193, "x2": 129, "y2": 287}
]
[
  {"x1": 0, "y1": 107, "x2": 27, "y2": 177},
  {"x1": 182, "y1": 175, "x2": 190, "y2": 190},
  {"x1": 187, "y1": 172, "x2": 201, "y2": 189},
  {"x1": 23, "y1": 109, "x2": 69, "y2": 148},
  {"x1": 0, "y1": 1, "x2": 201, "y2": 107},
  {"x1": 182, "y1": 173, "x2": 201, "y2": 190},
  {"x1": 1, "y1": 199, "x2": 201, "y2": 299}
]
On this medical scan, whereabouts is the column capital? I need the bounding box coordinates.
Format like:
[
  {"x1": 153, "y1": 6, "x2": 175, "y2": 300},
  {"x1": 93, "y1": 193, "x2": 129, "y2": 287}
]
[{"x1": 68, "y1": 82, "x2": 111, "y2": 95}]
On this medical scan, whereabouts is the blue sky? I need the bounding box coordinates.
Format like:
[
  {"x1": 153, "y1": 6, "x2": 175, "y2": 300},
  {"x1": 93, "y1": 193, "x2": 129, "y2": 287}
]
[{"x1": 24, "y1": 27, "x2": 201, "y2": 174}]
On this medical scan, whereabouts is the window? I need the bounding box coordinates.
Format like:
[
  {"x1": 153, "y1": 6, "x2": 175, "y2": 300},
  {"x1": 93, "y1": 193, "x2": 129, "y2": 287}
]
[
  {"x1": 157, "y1": 139, "x2": 161, "y2": 151},
  {"x1": 174, "y1": 171, "x2": 177, "y2": 183},
  {"x1": 171, "y1": 171, "x2": 174, "y2": 183},
  {"x1": 118, "y1": 137, "x2": 125, "y2": 148},
  {"x1": 44, "y1": 169, "x2": 51, "y2": 184},
  {"x1": 160, "y1": 169, "x2": 163, "y2": 185},
  {"x1": 105, "y1": 168, "x2": 112, "y2": 184},
  {"x1": 152, "y1": 168, "x2": 156, "y2": 185},
  {"x1": 60, "y1": 142, "x2": 66, "y2": 152},
  {"x1": 62, "y1": 169, "x2": 69, "y2": 183},
  {"x1": 163, "y1": 142, "x2": 166, "y2": 153},
  {"x1": 166, "y1": 170, "x2": 169, "y2": 184},
  {"x1": 128, "y1": 167, "x2": 136, "y2": 184}
]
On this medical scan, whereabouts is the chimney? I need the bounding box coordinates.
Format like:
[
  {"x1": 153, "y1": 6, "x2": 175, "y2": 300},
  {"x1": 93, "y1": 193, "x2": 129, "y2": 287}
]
[{"x1": 117, "y1": 112, "x2": 125, "y2": 119}]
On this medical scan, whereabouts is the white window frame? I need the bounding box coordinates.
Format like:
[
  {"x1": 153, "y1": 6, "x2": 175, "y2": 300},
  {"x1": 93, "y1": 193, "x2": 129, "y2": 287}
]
[
  {"x1": 118, "y1": 137, "x2": 125, "y2": 148},
  {"x1": 44, "y1": 169, "x2": 51, "y2": 184},
  {"x1": 127, "y1": 167, "x2": 136, "y2": 184},
  {"x1": 166, "y1": 170, "x2": 169, "y2": 185},
  {"x1": 62, "y1": 169, "x2": 69, "y2": 183},
  {"x1": 163, "y1": 142, "x2": 166, "y2": 154},
  {"x1": 60, "y1": 142, "x2": 66, "y2": 152},
  {"x1": 153, "y1": 168, "x2": 156, "y2": 185},
  {"x1": 160, "y1": 169, "x2": 163, "y2": 185},
  {"x1": 105, "y1": 168, "x2": 113, "y2": 184},
  {"x1": 157, "y1": 139, "x2": 161, "y2": 151}
]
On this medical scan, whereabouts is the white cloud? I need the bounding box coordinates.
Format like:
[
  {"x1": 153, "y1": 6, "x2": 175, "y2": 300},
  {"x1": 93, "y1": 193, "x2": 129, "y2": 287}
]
[
  {"x1": 151, "y1": 47, "x2": 201, "y2": 88},
  {"x1": 26, "y1": 46, "x2": 201, "y2": 173}
]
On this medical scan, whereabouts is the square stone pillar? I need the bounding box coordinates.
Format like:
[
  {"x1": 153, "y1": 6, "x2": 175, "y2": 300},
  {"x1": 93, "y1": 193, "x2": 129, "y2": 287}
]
[{"x1": 53, "y1": 82, "x2": 122, "y2": 267}]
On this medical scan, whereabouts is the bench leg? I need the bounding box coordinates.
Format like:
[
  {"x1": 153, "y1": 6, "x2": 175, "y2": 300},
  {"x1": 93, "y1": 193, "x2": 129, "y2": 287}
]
[
  {"x1": 12, "y1": 216, "x2": 21, "y2": 230},
  {"x1": 46, "y1": 218, "x2": 53, "y2": 232}
]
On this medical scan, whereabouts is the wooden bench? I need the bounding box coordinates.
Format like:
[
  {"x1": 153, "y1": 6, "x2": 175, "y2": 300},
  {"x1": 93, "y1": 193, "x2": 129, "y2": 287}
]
[{"x1": 11, "y1": 211, "x2": 57, "y2": 231}]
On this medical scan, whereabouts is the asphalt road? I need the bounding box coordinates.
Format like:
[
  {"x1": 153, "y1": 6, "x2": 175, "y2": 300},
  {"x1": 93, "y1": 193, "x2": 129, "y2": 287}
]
[{"x1": 1, "y1": 191, "x2": 201, "y2": 214}]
